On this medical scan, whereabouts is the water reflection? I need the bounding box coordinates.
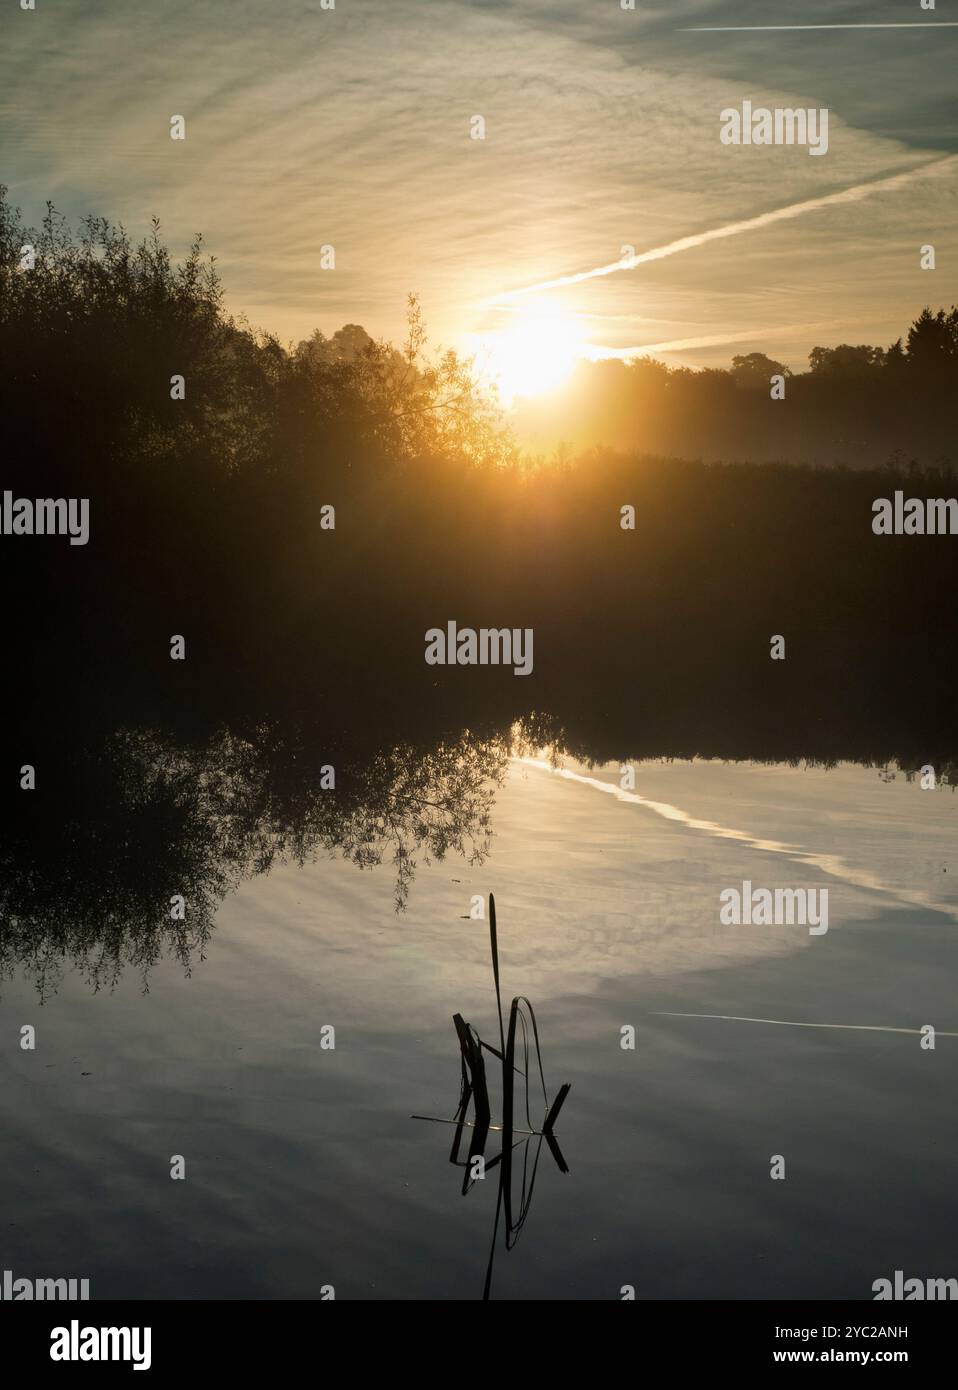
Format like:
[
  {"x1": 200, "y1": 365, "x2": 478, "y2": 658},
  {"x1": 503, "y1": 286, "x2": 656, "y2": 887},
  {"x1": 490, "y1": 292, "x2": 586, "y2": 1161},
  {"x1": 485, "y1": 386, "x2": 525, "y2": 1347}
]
[
  {"x1": 521, "y1": 757, "x2": 958, "y2": 921},
  {"x1": 0, "y1": 724, "x2": 508, "y2": 999},
  {"x1": 3, "y1": 694, "x2": 956, "y2": 1002},
  {"x1": 413, "y1": 896, "x2": 571, "y2": 1299}
]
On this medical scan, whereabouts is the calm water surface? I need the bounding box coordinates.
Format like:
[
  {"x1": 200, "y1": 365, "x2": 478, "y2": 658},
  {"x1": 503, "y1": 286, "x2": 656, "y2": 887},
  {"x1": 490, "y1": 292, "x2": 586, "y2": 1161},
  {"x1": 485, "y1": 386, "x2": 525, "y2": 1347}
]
[{"x1": 2, "y1": 758, "x2": 957, "y2": 1299}]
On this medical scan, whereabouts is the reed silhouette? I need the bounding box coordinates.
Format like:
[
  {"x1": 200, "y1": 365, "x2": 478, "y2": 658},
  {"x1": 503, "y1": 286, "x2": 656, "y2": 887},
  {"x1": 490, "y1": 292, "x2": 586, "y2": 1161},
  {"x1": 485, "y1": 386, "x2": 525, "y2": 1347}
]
[{"x1": 412, "y1": 895, "x2": 570, "y2": 1299}]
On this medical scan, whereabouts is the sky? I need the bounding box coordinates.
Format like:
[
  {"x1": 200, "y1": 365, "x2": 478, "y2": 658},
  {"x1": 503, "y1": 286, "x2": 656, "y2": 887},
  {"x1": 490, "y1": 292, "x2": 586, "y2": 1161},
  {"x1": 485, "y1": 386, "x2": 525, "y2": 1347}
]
[{"x1": 2, "y1": 0, "x2": 957, "y2": 372}]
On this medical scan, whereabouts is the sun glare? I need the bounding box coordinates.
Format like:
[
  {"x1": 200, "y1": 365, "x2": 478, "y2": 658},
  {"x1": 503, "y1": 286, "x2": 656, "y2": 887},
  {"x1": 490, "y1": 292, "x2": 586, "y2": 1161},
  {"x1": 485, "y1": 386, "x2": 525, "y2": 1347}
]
[{"x1": 469, "y1": 313, "x2": 582, "y2": 406}]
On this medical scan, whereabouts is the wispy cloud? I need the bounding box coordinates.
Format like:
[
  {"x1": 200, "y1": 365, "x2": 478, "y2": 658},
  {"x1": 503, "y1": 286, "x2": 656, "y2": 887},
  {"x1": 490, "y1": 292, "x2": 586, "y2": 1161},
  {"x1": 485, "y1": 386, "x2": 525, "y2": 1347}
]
[{"x1": 1, "y1": 0, "x2": 954, "y2": 367}]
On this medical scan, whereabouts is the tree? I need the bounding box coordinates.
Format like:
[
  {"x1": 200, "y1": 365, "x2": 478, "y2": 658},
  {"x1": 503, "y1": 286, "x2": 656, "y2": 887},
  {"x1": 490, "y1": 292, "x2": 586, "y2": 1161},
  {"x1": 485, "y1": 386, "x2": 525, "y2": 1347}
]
[
  {"x1": 906, "y1": 307, "x2": 958, "y2": 363},
  {"x1": 884, "y1": 338, "x2": 906, "y2": 371},
  {"x1": 808, "y1": 343, "x2": 884, "y2": 374},
  {"x1": 730, "y1": 351, "x2": 790, "y2": 390}
]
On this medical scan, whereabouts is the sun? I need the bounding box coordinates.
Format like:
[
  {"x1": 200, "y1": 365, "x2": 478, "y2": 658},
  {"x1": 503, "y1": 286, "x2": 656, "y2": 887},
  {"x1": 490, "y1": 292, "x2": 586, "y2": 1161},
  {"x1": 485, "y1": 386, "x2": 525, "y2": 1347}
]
[{"x1": 468, "y1": 312, "x2": 582, "y2": 406}]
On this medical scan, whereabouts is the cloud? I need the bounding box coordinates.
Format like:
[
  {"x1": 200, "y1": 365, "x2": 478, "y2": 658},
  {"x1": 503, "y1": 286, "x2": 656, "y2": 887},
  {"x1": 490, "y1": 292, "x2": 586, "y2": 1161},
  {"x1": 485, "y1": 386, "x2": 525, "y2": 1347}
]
[{"x1": 1, "y1": 0, "x2": 954, "y2": 368}]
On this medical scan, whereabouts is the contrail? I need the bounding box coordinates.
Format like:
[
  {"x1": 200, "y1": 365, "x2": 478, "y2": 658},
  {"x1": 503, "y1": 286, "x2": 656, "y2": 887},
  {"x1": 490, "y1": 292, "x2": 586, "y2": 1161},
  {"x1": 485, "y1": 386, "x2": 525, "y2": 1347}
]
[
  {"x1": 584, "y1": 330, "x2": 766, "y2": 358},
  {"x1": 654, "y1": 1012, "x2": 958, "y2": 1036},
  {"x1": 489, "y1": 156, "x2": 958, "y2": 305},
  {"x1": 683, "y1": 23, "x2": 958, "y2": 32},
  {"x1": 584, "y1": 320, "x2": 836, "y2": 358}
]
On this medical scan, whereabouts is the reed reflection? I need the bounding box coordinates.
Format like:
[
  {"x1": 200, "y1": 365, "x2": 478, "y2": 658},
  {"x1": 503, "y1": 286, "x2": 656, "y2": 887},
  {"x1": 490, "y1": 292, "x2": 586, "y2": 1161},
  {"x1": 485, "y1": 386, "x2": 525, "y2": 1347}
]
[{"x1": 413, "y1": 895, "x2": 571, "y2": 1299}]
